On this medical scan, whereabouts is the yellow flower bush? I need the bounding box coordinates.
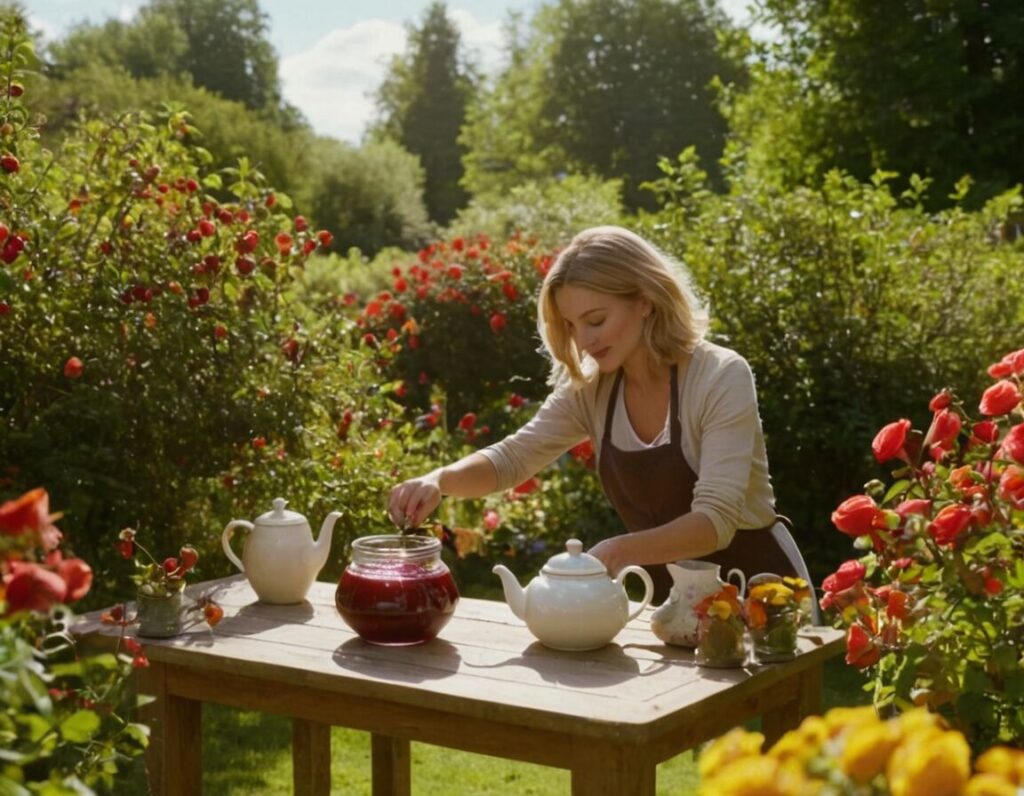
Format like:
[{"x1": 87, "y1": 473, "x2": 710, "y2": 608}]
[{"x1": 698, "y1": 707, "x2": 1023, "y2": 795}]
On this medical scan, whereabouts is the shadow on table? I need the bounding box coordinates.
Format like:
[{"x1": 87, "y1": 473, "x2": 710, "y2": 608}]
[
  {"x1": 331, "y1": 637, "x2": 463, "y2": 682},
  {"x1": 463, "y1": 641, "x2": 674, "y2": 687}
]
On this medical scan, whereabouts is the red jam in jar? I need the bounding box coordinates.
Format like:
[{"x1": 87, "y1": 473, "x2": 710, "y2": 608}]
[{"x1": 336, "y1": 535, "x2": 459, "y2": 645}]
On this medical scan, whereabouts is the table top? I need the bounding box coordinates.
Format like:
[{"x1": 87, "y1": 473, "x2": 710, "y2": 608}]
[{"x1": 76, "y1": 575, "x2": 843, "y2": 742}]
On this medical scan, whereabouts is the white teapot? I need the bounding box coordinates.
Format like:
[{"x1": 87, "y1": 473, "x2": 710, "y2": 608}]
[
  {"x1": 492, "y1": 539, "x2": 654, "y2": 651},
  {"x1": 650, "y1": 561, "x2": 746, "y2": 647},
  {"x1": 222, "y1": 498, "x2": 341, "y2": 604}
]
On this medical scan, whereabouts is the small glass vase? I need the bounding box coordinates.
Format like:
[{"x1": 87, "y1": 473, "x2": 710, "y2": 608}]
[
  {"x1": 696, "y1": 614, "x2": 747, "y2": 668},
  {"x1": 750, "y1": 605, "x2": 800, "y2": 663},
  {"x1": 136, "y1": 590, "x2": 184, "y2": 638}
]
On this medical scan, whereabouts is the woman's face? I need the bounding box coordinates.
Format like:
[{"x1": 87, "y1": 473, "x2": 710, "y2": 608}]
[{"x1": 554, "y1": 284, "x2": 650, "y2": 373}]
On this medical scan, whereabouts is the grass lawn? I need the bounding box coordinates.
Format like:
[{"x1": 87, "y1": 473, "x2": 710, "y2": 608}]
[{"x1": 121, "y1": 654, "x2": 867, "y2": 794}]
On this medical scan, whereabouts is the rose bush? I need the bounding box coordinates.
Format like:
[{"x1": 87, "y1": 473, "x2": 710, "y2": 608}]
[
  {"x1": 1, "y1": 487, "x2": 147, "y2": 793},
  {"x1": 821, "y1": 346, "x2": 1024, "y2": 749}
]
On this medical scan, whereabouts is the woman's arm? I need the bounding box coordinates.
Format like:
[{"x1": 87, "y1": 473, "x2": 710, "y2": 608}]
[
  {"x1": 388, "y1": 452, "x2": 498, "y2": 528},
  {"x1": 588, "y1": 512, "x2": 719, "y2": 576}
]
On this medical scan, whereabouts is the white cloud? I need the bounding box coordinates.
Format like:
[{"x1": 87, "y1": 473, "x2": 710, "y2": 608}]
[
  {"x1": 118, "y1": 3, "x2": 141, "y2": 24},
  {"x1": 280, "y1": 8, "x2": 507, "y2": 144},
  {"x1": 27, "y1": 14, "x2": 59, "y2": 43},
  {"x1": 280, "y1": 18, "x2": 406, "y2": 143}
]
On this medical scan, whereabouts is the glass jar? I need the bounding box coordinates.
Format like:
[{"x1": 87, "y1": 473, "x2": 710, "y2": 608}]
[
  {"x1": 335, "y1": 535, "x2": 459, "y2": 646},
  {"x1": 136, "y1": 590, "x2": 183, "y2": 638},
  {"x1": 695, "y1": 613, "x2": 746, "y2": 668},
  {"x1": 750, "y1": 604, "x2": 800, "y2": 663}
]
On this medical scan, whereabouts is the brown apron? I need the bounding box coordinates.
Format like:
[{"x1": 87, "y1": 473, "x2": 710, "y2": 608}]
[{"x1": 597, "y1": 364, "x2": 799, "y2": 605}]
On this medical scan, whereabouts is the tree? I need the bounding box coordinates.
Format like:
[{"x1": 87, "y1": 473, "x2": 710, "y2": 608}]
[
  {"x1": 462, "y1": 0, "x2": 741, "y2": 210},
  {"x1": 373, "y1": 2, "x2": 476, "y2": 225},
  {"x1": 46, "y1": 0, "x2": 286, "y2": 115},
  {"x1": 732, "y1": 0, "x2": 1024, "y2": 205}
]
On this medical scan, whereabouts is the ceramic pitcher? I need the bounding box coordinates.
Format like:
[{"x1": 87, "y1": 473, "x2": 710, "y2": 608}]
[{"x1": 650, "y1": 561, "x2": 746, "y2": 648}]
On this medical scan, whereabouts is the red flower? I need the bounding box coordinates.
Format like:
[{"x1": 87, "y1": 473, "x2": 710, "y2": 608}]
[
  {"x1": 294, "y1": 215, "x2": 308, "y2": 232},
  {"x1": 489, "y1": 312, "x2": 507, "y2": 333},
  {"x1": 987, "y1": 348, "x2": 1024, "y2": 378},
  {"x1": 502, "y1": 282, "x2": 518, "y2": 301},
  {"x1": 512, "y1": 477, "x2": 540, "y2": 496},
  {"x1": 831, "y1": 495, "x2": 881, "y2": 537},
  {"x1": 928, "y1": 390, "x2": 952, "y2": 412},
  {"x1": 317, "y1": 230, "x2": 333, "y2": 248},
  {"x1": 458, "y1": 412, "x2": 477, "y2": 431},
  {"x1": 894, "y1": 498, "x2": 930, "y2": 519},
  {"x1": 508, "y1": 393, "x2": 526, "y2": 409},
  {"x1": 845, "y1": 623, "x2": 881, "y2": 668},
  {"x1": 236, "y1": 230, "x2": 259, "y2": 254},
  {"x1": 972, "y1": 420, "x2": 999, "y2": 444},
  {"x1": 447, "y1": 265, "x2": 463, "y2": 280},
  {"x1": 198, "y1": 219, "x2": 216, "y2": 237},
  {"x1": 999, "y1": 465, "x2": 1024, "y2": 506},
  {"x1": 117, "y1": 528, "x2": 136, "y2": 559},
  {"x1": 872, "y1": 419, "x2": 911, "y2": 463},
  {"x1": 927, "y1": 409, "x2": 962, "y2": 447},
  {"x1": 0, "y1": 488, "x2": 61, "y2": 550},
  {"x1": 4, "y1": 562, "x2": 67, "y2": 613},
  {"x1": 1001, "y1": 424, "x2": 1024, "y2": 464},
  {"x1": 274, "y1": 232, "x2": 293, "y2": 255},
  {"x1": 979, "y1": 380, "x2": 1021, "y2": 417},
  {"x1": 204, "y1": 602, "x2": 224, "y2": 626},
  {"x1": 1, "y1": 153, "x2": 20, "y2": 173},
  {"x1": 885, "y1": 589, "x2": 909, "y2": 621},
  {"x1": 822, "y1": 560, "x2": 866, "y2": 593},
  {"x1": 252, "y1": 436, "x2": 267, "y2": 449},
  {"x1": 63, "y1": 356, "x2": 83, "y2": 379},
  {"x1": 569, "y1": 439, "x2": 595, "y2": 463},
  {"x1": 56, "y1": 557, "x2": 92, "y2": 602},
  {"x1": 928, "y1": 504, "x2": 972, "y2": 546}
]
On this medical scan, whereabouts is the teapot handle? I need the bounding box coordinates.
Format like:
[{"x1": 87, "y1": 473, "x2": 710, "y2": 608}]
[
  {"x1": 221, "y1": 519, "x2": 253, "y2": 573},
  {"x1": 616, "y1": 565, "x2": 655, "y2": 621},
  {"x1": 726, "y1": 567, "x2": 747, "y2": 598}
]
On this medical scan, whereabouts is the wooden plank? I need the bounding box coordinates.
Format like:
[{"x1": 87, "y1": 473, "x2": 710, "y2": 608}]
[
  {"x1": 164, "y1": 692, "x2": 202, "y2": 796},
  {"x1": 371, "y1": 735, "x2": 410, "y2": 796},
  {"x1": 293, "y1": 718, "x2": 331, "y2": 796},
  {"x1": 570, "y1": 740, "x2": 656, "y2": 796},
  {"x1": 137, "y1": 660, "x2": 167, "y2": 796},
  {"x1": 762, "y1": 663, "x2": 823, "y2": 747}
]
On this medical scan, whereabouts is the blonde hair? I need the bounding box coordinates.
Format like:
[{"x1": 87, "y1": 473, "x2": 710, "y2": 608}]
[{"x1": 538, "y1": 226, "x2": 709, "y2": 386}]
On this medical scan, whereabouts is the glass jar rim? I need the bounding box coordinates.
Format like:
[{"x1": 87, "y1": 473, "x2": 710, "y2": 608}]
[{"x1": 351, "y1": 534, "x2": 441, "y2": 561}]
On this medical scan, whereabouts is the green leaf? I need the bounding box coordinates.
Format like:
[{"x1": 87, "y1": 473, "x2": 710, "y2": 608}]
[
  {"x1": 202, "y1": 173, "x2": 223, "y2": 190},
  {"x1": 58, "y1": 710, "x2": 100, "y2": 743},
  {"x1": 883, "y1": 478, "x2": 910, "y2": 504}
]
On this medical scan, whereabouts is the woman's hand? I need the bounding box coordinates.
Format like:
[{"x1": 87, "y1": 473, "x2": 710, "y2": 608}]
[
  {"x1": 587, "y1": 535, "x2": 633, "y2": 577},
  {"x1": 388, "y1": 471, "x2": 443, "y2": 529}
]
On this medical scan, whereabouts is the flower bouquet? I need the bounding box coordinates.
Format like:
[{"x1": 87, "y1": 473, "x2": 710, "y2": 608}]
[
  {"x1": 694, "y1": 584, "x2": 746, "y2": 667},
  {"x1": 744, "y1": 577, "x2": 809, "y2": 663},
  {"x1": 117, "y1": 528, "x2": 223, "y2": 637},
  {"x1": 821, "y1": 345, "x2": 1024, "y2": 748},
  {"x1": 697, "y1": 704, "x2": 1024, "y2": 795}
]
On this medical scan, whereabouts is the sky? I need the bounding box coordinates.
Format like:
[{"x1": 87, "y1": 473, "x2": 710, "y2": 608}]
[{"x1": 24, "y1": 0, "x2": 756, "y2": 144}]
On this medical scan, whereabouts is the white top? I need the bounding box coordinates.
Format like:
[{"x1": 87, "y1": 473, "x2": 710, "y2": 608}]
[
  {"x1": 613, "y1": 386, "x2": 670, "y2": 448},
  {"x1": 478, "y1": 340, "x2": 777, "y2": 550}
]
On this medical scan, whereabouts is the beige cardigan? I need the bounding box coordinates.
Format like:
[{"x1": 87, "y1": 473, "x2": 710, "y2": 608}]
[{"x1": 478, "y1": 340, "x2": 777, "y2": 550}]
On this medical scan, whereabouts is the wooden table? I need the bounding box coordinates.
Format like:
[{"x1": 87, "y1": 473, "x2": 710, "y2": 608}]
[{"x1": 75, "y1": 575, "x2": 843, "y2": 795}]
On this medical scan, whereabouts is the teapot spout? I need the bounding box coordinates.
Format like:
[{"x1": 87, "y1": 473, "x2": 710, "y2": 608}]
[
  {"x1": 308, "y1": 511, "x2": 341, "y2": 573},
  {"x1": 492, "y1": 564, "x2": 526, "y2": 621}
]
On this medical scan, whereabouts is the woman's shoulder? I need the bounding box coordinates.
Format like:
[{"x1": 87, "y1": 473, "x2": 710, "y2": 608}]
[{"x1": 688, "y1": 339, "x2": 752, "y2": 380}]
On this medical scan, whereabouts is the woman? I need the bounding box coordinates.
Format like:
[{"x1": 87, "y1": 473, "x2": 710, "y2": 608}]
[{"x1": 388, "y1": 226, "x2": 813, "y2": 604}]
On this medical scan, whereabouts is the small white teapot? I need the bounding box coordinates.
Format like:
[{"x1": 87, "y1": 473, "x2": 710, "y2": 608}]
[
  {"x1": 222, "y1": 498, "x2": 341, "y2": 604},
  {"x1": 492, "y1": 539, "x2": 654, "y2": 651},
  {"x1": 650, "y1": 561, "x2": 746, "y2": 647}
]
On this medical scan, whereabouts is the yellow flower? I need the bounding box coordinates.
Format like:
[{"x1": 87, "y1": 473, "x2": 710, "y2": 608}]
[
  {"x1": 887, "y1": 729, "x2": 970, "y2": 796},
  {"x1": 749, "y1": 582, "x2": 795, "y2": 606},
  {"x1": 769, "y1": 716, "x2": 828, "y2": 765},
  {"x1": 892, "y1": 707, "x2": 944, "y2": 739},
  {"x1": 976, "y1": 746, "x2": 1024, "y2": 786},
  {"x1": 840, "y1": 720, "x2": 900, "y2": 783},
  {"x1": 699, "y1": 728, "x2": 765, "y2": 780},
  {"x1": 964, "y1": 773, "x2": 1018, "y2": 796},
  {"x1": 709, "y1": 599, "x2": 736, "y2": 620},
  {"x1": 699, "y1": 756, "x2": 817, "y2": 796},
  {"x1": 822, "y1": 706, "x2": 878, "y2": 737}
]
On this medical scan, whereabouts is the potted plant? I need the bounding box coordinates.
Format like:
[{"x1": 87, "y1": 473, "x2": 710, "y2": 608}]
[
  {"x1": 117, "y1": 528, "x2": 220, "y2": 638},
  {"x1": 744, "y1": 577, "x2": 809, "y2": 663},
  {"x1": 694, "y1": 584, "x2": 746, "y2": 667}
]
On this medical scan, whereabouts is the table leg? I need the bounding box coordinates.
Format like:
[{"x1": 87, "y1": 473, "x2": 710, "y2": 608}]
[
  {"x1": 293, "y1": 718, "x2": 331, "y2": 796},
  {"x1": 371, "y1": 734, "x2": 411, "y2": 796},
  {"x1": 571, "y1": 742, "x2": 655, "y2": 796},
  {"x1": 138, "y1": 661, "x2": 202, "y2": 795},
  {"x1": 762, "y1": 664, "x2": 823, "y2": 747}
]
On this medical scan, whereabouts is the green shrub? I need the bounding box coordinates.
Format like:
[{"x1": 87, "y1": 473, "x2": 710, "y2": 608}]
[{"x1": 641, "y1": 150, "x2": 1024, "y2": 576}]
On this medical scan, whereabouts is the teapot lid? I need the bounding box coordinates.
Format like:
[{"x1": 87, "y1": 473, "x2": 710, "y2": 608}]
[
  {"x1": 541, "y1": 539, "x2": 607, "y2": 577},
  {"x1": 255, "y1": 498, "x2": 307, "y2": 526}
]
